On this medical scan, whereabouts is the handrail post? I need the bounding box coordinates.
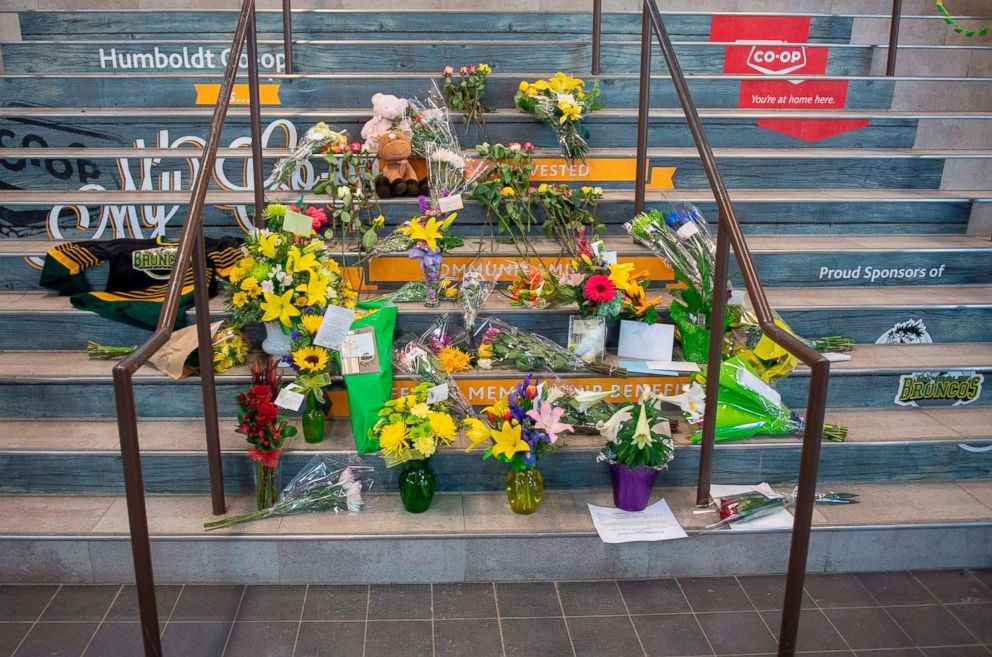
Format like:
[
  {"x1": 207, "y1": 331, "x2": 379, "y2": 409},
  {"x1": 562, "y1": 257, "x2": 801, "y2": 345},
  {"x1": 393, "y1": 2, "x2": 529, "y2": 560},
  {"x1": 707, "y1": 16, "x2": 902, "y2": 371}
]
[
  {"x1": 112, "y1": 367, "x2": 162, "y2": 657},
  {"x1": 634, "y1": 2, "x2": 651, "y2": 213},
  {"x1": 695, "y1": 215, "x2": 730, "y2": 506},
  {"x1": 591, "y1": 0, "x2": 602, "y2": 75},
  {"x1": 886, "y1": 0, "x2": 903, "y2": 76},
  {"x1": 282, "y1": 0, "x2": 294, "y2": 74},
  {"x1": 193, "y1": 226, "x2": 227, "y2": 516},
  {"x1": 777, "y1": 362, "x2": 829, "y2": 656},
  {"x1": 247, "y1": 1, "x2": 266, "y2": 225}
]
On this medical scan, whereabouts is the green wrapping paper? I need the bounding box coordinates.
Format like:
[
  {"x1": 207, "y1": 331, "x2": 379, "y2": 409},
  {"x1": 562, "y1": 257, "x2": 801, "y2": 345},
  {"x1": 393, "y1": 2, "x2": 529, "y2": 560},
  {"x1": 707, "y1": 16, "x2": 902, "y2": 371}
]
[
  {"x1": 339, "y1": 299, "x2": 397, "y2": 453},
  {"x1": 687, "y1": 356, "x2": 848, "y2": 443}
]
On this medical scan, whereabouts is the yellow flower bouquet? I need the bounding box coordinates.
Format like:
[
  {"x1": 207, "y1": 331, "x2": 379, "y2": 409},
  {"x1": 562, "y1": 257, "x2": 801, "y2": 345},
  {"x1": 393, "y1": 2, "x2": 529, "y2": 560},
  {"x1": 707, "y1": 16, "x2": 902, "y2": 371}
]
[
  {"x1": 514, "y1": 72, "x2": 603, "y2": 162},
  {"x1": 371, "y1": 381, "x2": 461, "y2": 512}
]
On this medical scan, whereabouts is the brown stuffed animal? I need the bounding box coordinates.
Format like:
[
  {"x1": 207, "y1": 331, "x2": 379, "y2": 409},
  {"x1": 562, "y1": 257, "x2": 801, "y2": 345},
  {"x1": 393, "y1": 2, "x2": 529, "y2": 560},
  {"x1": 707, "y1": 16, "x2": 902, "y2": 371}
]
[{"x1": 375, "y1": 131, "x2": 421, "y2": 198}]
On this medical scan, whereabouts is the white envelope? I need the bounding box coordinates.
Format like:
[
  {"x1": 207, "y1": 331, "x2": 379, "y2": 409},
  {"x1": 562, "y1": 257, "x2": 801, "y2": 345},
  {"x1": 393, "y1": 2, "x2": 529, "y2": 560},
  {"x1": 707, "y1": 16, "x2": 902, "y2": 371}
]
[{"x1": 617, "y1": 320, "x2": 674, "y2": 361}]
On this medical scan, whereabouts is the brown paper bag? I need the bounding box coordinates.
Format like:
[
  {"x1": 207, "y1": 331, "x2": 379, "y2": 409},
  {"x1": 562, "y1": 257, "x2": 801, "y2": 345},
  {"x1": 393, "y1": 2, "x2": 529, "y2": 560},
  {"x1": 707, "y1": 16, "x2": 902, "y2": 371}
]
[{"x1": 149, "y1": 320, "x2": 224, "y2": 380}]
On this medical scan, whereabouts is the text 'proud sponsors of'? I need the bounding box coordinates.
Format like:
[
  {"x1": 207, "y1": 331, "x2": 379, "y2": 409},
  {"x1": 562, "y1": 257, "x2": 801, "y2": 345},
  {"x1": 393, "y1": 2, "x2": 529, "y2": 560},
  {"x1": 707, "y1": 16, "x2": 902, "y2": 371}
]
[
  {"x1": 819, "y1": 264, "x2": 947, "y2": 283},
  {"x1": 98, "y1": 46, "x2": 285, "y2": 72}
]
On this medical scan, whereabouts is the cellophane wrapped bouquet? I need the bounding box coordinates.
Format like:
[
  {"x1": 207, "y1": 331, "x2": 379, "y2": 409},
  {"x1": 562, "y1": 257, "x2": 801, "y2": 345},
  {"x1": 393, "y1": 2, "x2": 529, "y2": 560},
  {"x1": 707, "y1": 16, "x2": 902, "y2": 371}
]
[
  {"x1": 514, "y1": 72, "x2": 603, "y2": 161},
  {"x1": 393, "y1": 335, "x2": 475, "y2": 419}
]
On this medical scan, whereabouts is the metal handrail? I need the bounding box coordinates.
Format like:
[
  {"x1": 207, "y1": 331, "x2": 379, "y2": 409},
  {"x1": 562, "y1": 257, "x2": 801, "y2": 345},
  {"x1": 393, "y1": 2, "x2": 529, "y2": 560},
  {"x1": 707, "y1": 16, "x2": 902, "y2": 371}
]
[
  {"x1": 112, "y1": 1, "x2": 265, "y2": 655},
  {"x1": 632, "y1": 2, "x2": 830, "y2": 656},
  {"x1": 887, "y1": 0, "x2": 903, "y2": 76}
]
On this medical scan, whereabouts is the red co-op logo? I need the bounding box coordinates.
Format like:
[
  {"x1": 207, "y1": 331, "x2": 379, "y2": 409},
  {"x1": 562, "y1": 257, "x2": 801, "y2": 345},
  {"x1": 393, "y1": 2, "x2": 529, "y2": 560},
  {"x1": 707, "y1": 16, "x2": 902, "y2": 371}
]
[{"x1": 746, "y1": 43, "x2": 808, "y2": 76}]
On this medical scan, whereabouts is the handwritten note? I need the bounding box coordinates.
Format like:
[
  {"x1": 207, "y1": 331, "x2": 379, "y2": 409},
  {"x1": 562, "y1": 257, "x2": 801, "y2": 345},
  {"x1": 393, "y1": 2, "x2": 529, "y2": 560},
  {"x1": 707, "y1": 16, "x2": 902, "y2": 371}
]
[{"x1": 313, "y1": 305, "x2": 356, "y2": 351}]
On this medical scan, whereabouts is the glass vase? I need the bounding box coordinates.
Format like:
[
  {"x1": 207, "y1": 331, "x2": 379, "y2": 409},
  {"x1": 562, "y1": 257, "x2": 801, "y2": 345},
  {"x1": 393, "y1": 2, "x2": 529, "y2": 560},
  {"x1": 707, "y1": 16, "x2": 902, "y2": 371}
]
[
  {"x1": 422, "y1": 258, "x2": 442, "y2": 308},
  {"x1": 254, "y1": 461, "x2": 281, "y2": 511},
  {"x1": 506, "y1": 466, "x2": 543, "y2": 514},
  {"x1": 398, "y1": 459, "x2": 435, "y2": 513},
  {"x1": 302, "y1": 389, "x2": 326, "y2": 444}
]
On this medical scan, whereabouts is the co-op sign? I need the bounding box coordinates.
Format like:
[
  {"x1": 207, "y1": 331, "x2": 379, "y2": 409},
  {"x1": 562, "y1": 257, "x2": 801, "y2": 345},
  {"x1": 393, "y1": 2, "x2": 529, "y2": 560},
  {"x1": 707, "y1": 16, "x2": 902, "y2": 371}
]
[
  {"x1": 745, "y1": 42, "x2": 808, "y2": 78},
  {"x1": 97, "y1": 46, "x2": 286, "y2": 72}
]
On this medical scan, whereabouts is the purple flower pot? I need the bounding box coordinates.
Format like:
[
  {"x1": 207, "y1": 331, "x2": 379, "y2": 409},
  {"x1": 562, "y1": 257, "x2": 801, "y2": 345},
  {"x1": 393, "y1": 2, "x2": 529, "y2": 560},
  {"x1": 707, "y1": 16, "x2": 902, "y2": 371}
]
[{"x1": 610, "y1": 463, "x2": 661, "y2": 512}]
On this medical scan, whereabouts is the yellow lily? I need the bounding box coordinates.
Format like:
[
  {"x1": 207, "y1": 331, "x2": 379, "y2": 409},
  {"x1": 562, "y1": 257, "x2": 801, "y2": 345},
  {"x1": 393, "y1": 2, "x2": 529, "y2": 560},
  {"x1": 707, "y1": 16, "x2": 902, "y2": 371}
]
[
  {"x1": 464, "y1": 417, "x2": 492, "y2": 452},
  {"x1": 490, "y1": 421, "x2": 531, "y2": 460},
  {"x1": 400, "y1": 216, "x2": 445, "y2": 252},
  {"x1": 558, "y1": 100, "x2": 582, "y2": 123},
  {"x1": 286, "y1": 245, "x2": 318, "y2": 276},
  {"x1": 260, "y1": 289, "x2": 301, "y2": 327},
  {"x1": 608, "y1": 262, "x2": 637, "y2": 294},
  {"x1": 296, "y1": 271, "x2": 330, "y2": 307},
  {"x1": 256, "y1": 232, "x2": 279, "y2": 258}
]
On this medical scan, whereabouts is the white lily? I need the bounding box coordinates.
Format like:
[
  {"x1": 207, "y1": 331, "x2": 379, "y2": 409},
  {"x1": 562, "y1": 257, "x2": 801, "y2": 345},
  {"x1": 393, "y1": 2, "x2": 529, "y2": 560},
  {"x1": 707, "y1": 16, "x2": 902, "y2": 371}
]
[
  {"x1": 632, "y1": 403, "x2": 652, "y2": 450},
  {"x1": 596, "y1": 405, "x2": 633, "y2": 443},
  {"x1": 574, "y1": 389, "x2": 613, "y2": 413},
  {"x1": 543, "y1": 385, "x2": 566, "y2": 405},
  {"x1": 654, "y1": 383, "x2": 706, "y2": 424}
]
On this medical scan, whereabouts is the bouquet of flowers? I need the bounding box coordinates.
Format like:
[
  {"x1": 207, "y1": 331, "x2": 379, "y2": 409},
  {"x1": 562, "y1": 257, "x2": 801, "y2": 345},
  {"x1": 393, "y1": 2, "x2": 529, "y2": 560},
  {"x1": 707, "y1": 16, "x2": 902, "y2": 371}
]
[
  {"x1": 568, "y1": 236, "x2": 663, "y2": 324},
  {"x1": 708, "y1": 486, "x2": 859, "y2": 529},
  {"x1": 655, "y1": 356, "x2": 848, "y2": 443},
  {"x1": 236, "y1": 358, "x2": 299, "y2": 510},
  {"x1": 393, "y1": 336, "x2": 474, "y2": 419},
  {"x1": 598, "y1": 400, "x2": 675, "y2": 470},
  {"x1": 474, "y1": 317, "x2": 626, "y2": 376},
  {"x1": 514, "y1": 72, "x2": 603, "y2": 161},
  {"x1": 468, "y1": 142, "x2": 539, "y2": 256},
  {"x1": 370, "y1": 381, "x2": 460, "y2": 467},
  {"x1": 384, "y1": 200, "x2": 463, "y2": 307},
  {"x1": 627, "y1": 204, "x2": 852, "y2": 379},
  {"x1": 533, "y1": 183, "x2": 605, "y2": 254},
  {"x1": 312, "y1": 136, "x2": 385, "y2": 257},
  {"x1": 271, "y1": 122, "x2": 349, "y2": 187},
  {"x1": 466, "y1": 375, "x2": 573, "y2": 467},
  {"x1": 542, "y1": 379, "x2": 617, "y2": 432},
  {"x1": 442, "y1": 63, "x2": 493, "y2": 135},
  {"x1": 204, "y1": 455, "x2": 369, "y2": 531},
  {"x1": 506, "y1": 263, "x2": 573, "y2": 309},
  {"x1": 458, "y1": 269, "x2": 496, "y2": 342}
]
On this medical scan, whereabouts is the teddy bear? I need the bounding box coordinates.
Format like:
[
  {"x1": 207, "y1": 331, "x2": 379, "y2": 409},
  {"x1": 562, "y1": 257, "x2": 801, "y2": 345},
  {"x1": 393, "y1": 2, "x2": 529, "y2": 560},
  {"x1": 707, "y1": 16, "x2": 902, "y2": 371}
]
[
  {"x1": 360, "y1": 93, "x2": 409, "y2": 151},
  {"x1": 375, "y1": 131, "x2": 423, "y2": 198}
]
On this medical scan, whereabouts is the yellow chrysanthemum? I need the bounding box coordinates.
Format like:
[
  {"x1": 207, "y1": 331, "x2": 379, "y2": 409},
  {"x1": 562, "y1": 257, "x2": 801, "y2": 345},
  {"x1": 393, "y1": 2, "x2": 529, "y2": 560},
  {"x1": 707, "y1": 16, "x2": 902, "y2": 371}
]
[
  {"x1": 438, "y1": 346, "x2": 473, "y2": 374},
  {"x1": 411, "y1": 403, "x2": 430, "y2": 419},
  {"x1": 477, "y1": 343, "x2": 493, "y2": 358},
  {"x1": 301, "y1": 314, "x2": 324, "y2": 335},
  {"x1": 240, "y1": 275, "x2": 260, "y2": 294},
  {"x1": 414, "y1": 435, "x2": 437, "y2": 458},
  {"x1": 232, "y1": 291, "x2": 248, "y2": 308},
  {"x1": 292, "y1": 345, "x2": 329, "y2": 373},
  {"x1": 428, "y1": 411, "x2": 457, "y2": 441},
  {"x1": 379, "y1": 421, "x2": 407, "y2": 455},
  {"x1": 228, "y1": 259, "x2": 249, "y2": 283}
]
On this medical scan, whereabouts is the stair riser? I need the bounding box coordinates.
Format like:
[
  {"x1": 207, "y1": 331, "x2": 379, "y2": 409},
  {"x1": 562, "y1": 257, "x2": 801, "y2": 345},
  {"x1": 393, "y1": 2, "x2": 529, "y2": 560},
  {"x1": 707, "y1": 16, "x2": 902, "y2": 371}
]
[
  {"x1": 1, "y1": 200, "x2": 971, "y2": 242},
  {"x1": 0, "y1": 154, "x2": 948, "y2": 191},
  {"x1": 0, "y1": 115, "x2": 923, "y2": 150},
  {"x1": 1, "y1": 368, "x2": 988, "y2": 418},
  {"x1": 0, "y1": 42, "x2": 875, "y2": 75},
  {"x1": 0, "y1": 306, "x2": 989, "y2": 350},
  {"x1": 3, "y1": 247, "x2": 988, "y2": 292},
  {"x1": 2, "y1": 440, "x2": 989, "y2": 495},
  {"x1": 0, "y1": 76, "x2": 899, "y2": 110},
  {"x1": 18, "y1": 12, "x2": 855, "y2": 42},
  {"x1": 3, "y1": 525, "x2": 990, "y2": 583}
]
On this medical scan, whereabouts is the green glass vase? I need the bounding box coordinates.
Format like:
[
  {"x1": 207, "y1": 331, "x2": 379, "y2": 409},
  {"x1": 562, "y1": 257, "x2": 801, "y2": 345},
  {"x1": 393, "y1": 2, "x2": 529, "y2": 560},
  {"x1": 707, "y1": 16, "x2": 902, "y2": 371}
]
[
  {"x1": 398, "y1": 459, "x2": 435, "y2": 513},
  {"x1": 506, "y1": 466, "x2": 543, "y2": 514},
  {"x1": 302, "y1": 389, "x2": 326, "y2": 444}
]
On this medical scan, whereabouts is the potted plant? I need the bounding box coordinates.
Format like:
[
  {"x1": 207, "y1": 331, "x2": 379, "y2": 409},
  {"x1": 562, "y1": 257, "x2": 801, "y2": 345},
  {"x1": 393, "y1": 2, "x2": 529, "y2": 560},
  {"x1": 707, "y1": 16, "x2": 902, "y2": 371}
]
[{"x1": 598, "y1": 400, "x2": 674, "y2": 512}]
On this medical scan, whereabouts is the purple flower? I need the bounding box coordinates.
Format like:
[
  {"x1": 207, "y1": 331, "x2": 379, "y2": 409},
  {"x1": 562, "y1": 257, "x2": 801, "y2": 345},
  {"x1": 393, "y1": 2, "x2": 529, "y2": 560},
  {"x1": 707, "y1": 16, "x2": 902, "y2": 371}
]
[
  {"x1": 305, "y1": 306, "x2": 315, "y2": 314},
  {"x1": 291, "y1": 330, "x2": 301, "y2": 341},
  {"x1": 408, "y1": 246, "x2": 443, "y2": 272},
  {"x1": 417, "y1": 195, "x2": 429, "y2": 215}
]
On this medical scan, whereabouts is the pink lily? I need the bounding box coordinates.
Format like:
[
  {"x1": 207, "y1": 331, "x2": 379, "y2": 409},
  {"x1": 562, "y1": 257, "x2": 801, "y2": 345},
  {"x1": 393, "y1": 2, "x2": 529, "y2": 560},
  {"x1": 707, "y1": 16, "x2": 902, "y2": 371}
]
[{"x1": 526, "y1": 400, "x2": 574, "y2": 444}]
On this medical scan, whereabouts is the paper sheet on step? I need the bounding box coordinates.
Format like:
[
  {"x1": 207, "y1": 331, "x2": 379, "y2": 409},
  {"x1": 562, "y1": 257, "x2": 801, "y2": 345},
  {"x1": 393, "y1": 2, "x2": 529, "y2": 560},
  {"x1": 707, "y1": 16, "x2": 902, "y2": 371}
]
[{"x1": 588, "y1": 499, "x2": 688, "y2": 544}]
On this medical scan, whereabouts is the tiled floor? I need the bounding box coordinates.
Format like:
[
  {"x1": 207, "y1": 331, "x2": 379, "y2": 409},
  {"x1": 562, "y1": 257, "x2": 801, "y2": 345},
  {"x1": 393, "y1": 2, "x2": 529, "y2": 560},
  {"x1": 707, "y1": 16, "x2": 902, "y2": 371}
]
[{"x1": 1, "y1": 570, "x2": 990, "y2": 657}]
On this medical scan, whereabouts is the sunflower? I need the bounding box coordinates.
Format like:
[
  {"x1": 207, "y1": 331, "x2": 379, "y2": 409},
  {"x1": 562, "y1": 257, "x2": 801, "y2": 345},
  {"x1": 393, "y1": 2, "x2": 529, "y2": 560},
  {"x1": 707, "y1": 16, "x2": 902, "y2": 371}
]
[
  {"x1": 301, "y1": 314, "x2": 324, "y2": 335},
  {"x1": 428, "y1": 411, "x2": 457, "y2": 441},
  {"x1": 438, "y1": 346, "x2": 473, "y2": 373},
  {"x1": 292, "y1": 345, "x2": 328, "y2": 373}
]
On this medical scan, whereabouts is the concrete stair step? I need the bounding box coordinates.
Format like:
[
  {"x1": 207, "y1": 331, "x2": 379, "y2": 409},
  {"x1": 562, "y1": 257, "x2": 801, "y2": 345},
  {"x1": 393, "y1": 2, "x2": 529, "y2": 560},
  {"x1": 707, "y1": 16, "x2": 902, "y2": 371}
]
[
  {"x1": 4, "y1": 234, "x2": 990, "y2": 291},
  {"x1": 0, "y1": 344, "x2": 988, "y2": 419},
  {"x1": 9, "y1": 73, "x2": 988, "y2": 112},
  {"x1": 9, "y1": 107, "x2": 992, "y2": 151},
  {"x1": 1, "y1": 481, "x2": 990, "y2": 582},
  {"x1": 1, "y1": 407, "x2": 989, "y2": 494},
  {"x1": 4, "y1": 146, "x2": 984, "y2": 192},
  {"x1": 0, "y1": 284, "x2": 989, "y2": 348}
]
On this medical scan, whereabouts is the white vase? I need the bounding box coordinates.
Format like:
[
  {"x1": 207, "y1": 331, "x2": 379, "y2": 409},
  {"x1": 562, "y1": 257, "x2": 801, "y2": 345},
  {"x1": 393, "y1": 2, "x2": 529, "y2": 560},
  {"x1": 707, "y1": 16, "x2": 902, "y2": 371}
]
[{"x1": 262, "y1": 321, "x2": 291, "y2": 357}]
